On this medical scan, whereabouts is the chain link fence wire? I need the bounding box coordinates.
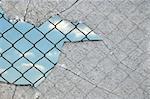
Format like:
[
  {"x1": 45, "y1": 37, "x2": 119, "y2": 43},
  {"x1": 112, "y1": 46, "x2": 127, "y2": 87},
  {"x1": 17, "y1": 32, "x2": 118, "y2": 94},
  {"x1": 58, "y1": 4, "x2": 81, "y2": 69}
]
[{"x1": 0, "y1": 7, "x2": 101, "y2": 87}]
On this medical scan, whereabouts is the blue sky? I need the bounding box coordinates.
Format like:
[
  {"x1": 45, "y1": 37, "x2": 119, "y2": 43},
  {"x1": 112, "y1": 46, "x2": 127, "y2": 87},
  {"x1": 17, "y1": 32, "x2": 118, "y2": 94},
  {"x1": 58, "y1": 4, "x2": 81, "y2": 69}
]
[{"x1": 0, "y1": 7, "x2": 102, "y2": 87}]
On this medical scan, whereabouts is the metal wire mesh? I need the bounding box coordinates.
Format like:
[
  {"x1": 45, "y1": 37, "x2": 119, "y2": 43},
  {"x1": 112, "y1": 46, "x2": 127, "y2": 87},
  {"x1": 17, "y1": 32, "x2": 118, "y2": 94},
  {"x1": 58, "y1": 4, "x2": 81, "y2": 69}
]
[{"x1": 0, "y1": 9, "x2": 101, "y2": 87}]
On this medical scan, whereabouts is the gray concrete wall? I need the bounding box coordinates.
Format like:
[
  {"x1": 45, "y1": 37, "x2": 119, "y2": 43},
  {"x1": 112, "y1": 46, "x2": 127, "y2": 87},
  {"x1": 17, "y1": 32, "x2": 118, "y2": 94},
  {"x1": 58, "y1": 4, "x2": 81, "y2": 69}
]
[{"x1": 0, "y1": 0, "x2": 150, "y2": 99}]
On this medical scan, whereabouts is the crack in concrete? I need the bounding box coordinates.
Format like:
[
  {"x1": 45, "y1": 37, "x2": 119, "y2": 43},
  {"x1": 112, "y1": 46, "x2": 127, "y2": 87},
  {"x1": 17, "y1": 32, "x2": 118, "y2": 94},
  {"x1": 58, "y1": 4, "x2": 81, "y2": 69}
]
[
  {"x1": 23, "y1": 0, "x2": 31, "y2": 21},
  {"x1": 59, "y1": 63, "x2": 121, "y2": 98},
  {"x1": 59, "y1": 0, "x2": 79, "y2": 14},
  {"x1": 12, "y1": 86, "x2": 17, "y2": 99}
]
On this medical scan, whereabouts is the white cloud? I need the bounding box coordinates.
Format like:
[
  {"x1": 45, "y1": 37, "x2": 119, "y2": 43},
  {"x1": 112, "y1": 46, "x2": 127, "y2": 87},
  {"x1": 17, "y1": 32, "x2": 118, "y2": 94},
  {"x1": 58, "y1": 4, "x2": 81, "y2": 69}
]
[
  {"x1": 19, "y1": 53, "x2": 23, "y2": 57},
  {"x1": 73, "y1": 29, "x2": 84, "y2": 37},
  {"x1": 57, "y1": 20, "x2": 70, "y2": 29},
  {"x1": 47, "y1": 51, "x2": 59, "y2": 57},
  {"x1": 0, "y1": 69, "x2": 4, "y2": 73},
  {"x1": 0, "y1": 68, "x2": 7, "y2": 74},
  {"x1": 19, "y1": 52, "x2": 34, "y2": 57},
  {"x1": 24, "y1": 52, "x2": 34, "y2": 57},
  {"x1": 56, "y1": 20, "x2": 74, "y2": 34},
  {"x1": 47, "y1": 52, "x2": 52, "y2": 56},
  {"x1": 88, "y1": 31, "x2": 98, "y2": 36},
  {"x1": 0, "y1": 48, "x2": 2, "y2": 53},
  {"x1": 79, "y1": 25, "x2": 91, "y2": 35},
  {"x1": 35, "y1": 64, "x2": 45, "y2": 71},
  {"x1": 22, "y1": 63, "x2": 33, "y2": 67},
  {"x1": 49, "y1": 24, "x2": 54, "y2": 29},
  {"x1": 54, "y1": 52, "x2": 58, "y2": 55},
  {"x1": 56, "y1": 20, "x2": 96, "y2": 38},
  {"x1": 22, "y1": 63, "x2": 45, "y2": 71}
]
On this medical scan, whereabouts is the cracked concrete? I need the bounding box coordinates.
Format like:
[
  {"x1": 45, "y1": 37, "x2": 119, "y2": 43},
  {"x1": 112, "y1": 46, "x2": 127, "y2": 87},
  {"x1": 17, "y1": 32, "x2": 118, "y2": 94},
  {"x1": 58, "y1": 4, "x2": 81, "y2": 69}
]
[{"x1": 0, "y1": 0, "x2": 150, "y2": 99}]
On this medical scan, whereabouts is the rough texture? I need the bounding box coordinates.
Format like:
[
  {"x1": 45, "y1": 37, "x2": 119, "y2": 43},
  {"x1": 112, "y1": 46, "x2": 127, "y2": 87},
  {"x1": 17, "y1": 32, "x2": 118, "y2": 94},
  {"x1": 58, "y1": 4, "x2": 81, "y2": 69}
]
[{"x1": 0, "y1": 0, "x2": 150, "y2": 99}]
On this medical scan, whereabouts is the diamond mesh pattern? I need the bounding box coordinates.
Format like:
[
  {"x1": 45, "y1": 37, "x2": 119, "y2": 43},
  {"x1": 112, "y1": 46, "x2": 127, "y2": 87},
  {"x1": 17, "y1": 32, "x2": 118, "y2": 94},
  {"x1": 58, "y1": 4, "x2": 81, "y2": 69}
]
[{"x1": 0, "y1": 9, "x2": 101, "y2": 87}]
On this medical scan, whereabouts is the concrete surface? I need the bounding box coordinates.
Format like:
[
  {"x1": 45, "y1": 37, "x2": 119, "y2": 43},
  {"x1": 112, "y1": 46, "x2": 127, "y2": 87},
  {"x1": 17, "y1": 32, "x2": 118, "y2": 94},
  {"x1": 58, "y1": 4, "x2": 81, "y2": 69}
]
[{"x1": 0, "y1": 0, "x2": 150, "y2": 99}]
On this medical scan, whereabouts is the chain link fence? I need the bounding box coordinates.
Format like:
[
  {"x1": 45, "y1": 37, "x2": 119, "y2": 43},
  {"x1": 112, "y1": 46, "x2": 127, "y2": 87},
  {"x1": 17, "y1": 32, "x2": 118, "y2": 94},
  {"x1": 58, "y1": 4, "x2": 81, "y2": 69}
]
[{"x1": 0, "y1": 7, "x2": 101, "y2": 87}]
